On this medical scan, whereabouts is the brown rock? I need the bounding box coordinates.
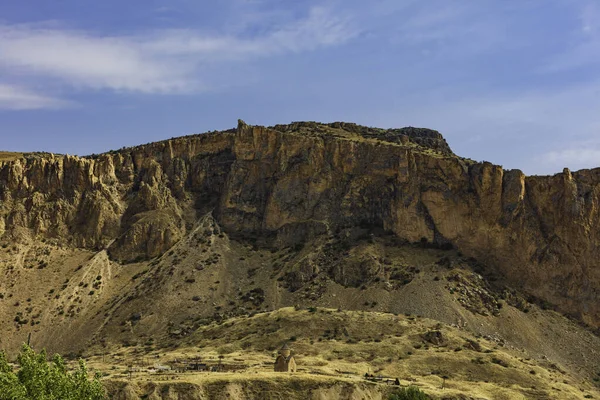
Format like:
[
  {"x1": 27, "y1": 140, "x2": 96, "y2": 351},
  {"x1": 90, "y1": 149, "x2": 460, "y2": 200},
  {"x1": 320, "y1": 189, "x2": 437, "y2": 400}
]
[{"x1": 1, "y1": 121, "x2": 599, "y2": 328}]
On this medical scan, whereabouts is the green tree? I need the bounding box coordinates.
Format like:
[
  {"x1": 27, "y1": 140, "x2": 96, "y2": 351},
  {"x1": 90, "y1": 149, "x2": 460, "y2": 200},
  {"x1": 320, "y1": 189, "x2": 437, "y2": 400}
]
[
  {"x1": 0, "y1": 344, "x2": 106, "y2": 400},
  {"x1": 388, "y1": 386, "x2": 429, "y2": 400}
]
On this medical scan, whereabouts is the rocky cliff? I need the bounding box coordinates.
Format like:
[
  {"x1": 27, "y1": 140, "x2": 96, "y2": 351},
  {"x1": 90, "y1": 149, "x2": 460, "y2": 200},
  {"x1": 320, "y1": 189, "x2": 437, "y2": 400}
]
[{"x1": 1, "y1": 120, "x2": 599, "y2": 330}]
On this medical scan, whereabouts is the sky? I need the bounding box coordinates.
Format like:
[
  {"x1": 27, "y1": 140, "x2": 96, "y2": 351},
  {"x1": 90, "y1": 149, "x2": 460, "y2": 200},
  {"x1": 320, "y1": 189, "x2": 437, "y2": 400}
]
[{"x1": 1, "y1": 0, "x2": 600, "y2": 175}]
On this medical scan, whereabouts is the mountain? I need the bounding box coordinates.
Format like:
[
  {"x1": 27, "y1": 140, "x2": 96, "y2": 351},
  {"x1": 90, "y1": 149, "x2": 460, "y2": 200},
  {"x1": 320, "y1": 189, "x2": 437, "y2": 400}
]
[{"x1": 0, "y1": 121, "x2": 599, "y2": 399}]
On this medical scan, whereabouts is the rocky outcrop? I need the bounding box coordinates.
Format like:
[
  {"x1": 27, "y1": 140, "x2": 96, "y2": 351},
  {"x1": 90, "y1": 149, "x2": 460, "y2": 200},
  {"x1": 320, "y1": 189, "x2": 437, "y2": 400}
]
[
  {"x1": 1, "y1": 120, "x2": 599, "y2": 327},
  {"x1": 270, "y1": 121, "x2": 453, "y2": 155}
]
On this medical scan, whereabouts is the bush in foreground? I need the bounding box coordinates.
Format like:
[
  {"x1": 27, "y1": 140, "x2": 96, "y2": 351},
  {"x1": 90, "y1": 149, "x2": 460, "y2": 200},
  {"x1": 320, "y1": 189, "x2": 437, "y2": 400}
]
[
  {"x1": 0, "y1": 344, "x2": 106, "y2": 400},
  {"x1": 389, "y1": 386, "x2": 430, "y2": 400}
]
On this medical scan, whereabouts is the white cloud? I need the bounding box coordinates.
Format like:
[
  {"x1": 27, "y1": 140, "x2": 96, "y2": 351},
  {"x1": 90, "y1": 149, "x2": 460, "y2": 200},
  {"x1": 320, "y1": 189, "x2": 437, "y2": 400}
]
[
  {"x1": 0, "y1": 26, "x2": 191, "y2": 93},
  {"x1": 0, "y1": 6, "x2": 356, "y2": 95},
  {"x1": 0, "y1": 84, "x2": 72, "y2": 110},
  {"x1": 538, "y1": 147, "x2": 600, "y2": 171}
]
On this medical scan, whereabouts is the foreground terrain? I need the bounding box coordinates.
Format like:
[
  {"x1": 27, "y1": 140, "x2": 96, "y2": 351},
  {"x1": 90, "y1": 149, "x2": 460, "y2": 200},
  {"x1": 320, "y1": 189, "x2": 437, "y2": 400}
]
[
  {"x1": 90, "y1": 307, "x2": 597, "y2": 399},
  {"x1": 1, "y1": 121, "x2": 599, "y2": 398}
]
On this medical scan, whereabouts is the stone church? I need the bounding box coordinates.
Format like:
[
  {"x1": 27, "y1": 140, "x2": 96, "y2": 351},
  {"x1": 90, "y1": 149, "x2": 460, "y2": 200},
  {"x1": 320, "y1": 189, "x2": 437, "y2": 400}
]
[{"x1": 274, "y1": 343, "x2": 297, "y2": 372}]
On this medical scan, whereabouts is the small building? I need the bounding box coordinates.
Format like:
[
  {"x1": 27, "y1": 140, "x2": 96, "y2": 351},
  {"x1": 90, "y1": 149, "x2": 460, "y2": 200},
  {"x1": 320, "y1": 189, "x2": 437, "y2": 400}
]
[
  {"x1": 188, "y1": 362, "x2": 207, "y2": 371},
  {"x1": 274, "y1": 343, "x2": 297, "y2": 372}
]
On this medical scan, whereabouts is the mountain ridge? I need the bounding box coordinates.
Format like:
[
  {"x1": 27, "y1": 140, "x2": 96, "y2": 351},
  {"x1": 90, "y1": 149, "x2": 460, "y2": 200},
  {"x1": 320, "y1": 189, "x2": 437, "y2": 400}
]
[
  {"x1": 2, "y1": 120, "x2": 599, "y2": 329},
  {"x1": 2, "y1": 120, "x2": 600, "y2": 398}
]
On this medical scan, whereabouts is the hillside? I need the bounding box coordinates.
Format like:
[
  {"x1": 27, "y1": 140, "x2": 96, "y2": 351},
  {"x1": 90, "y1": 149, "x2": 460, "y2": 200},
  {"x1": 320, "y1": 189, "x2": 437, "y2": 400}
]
[
  {"x1": 1, "y1": 120, "x2": 599, "y2": 399},
  {"x1": 93, "y1": 307, "x2": 597, "y2": 399}
]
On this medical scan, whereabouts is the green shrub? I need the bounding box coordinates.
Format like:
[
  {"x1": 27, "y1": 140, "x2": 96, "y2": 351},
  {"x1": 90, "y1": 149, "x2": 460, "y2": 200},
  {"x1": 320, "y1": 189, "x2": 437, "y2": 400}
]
[
  {"x1": 0, "y1": 344, "x2": 106, "y2": 399},
  {"x1": 389, "y1": 386, "x2": 429, "y2": 400}
]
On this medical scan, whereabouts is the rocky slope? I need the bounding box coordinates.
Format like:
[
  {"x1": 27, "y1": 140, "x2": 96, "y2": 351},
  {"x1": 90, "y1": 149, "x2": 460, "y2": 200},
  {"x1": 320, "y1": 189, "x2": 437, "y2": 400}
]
[{"x1": 1, "y1": 120, "x2": 599, "y2": 331}]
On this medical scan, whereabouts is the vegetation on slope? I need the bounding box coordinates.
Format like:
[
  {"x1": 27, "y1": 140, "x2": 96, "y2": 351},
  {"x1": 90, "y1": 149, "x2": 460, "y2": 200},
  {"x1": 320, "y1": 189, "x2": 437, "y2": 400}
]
[{"x1": 389, "y1": 386, "x2": 430, "y2": 400}]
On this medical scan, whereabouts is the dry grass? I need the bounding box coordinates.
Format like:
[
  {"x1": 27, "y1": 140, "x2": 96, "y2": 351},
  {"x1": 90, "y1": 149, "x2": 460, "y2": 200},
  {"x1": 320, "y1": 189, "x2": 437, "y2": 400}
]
[
  {"x1": 81, "y1": 307, "x2": 599, "y2": 399},
  {"x1": 0, "y1": 152, "x2": 23, "y2": 162}
]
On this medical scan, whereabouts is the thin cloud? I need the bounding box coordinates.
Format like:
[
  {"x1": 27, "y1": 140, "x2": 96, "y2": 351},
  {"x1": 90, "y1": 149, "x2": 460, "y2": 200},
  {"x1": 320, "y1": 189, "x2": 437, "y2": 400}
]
[
  {"x1": 580, "y1": 2, "x2": 600, "y2": 35},
  {"x1": 538, "y1": 147, "x2": 600, "y2": 171},
  {"x1": 142, "y1": 6, "x2": 356, "y2": 57},
  {"x1": 0, "y1": 6, "x2": 357, "y2": 95},
  {"x1": 0, "y1": 26, "x2": 192, "y2": 93},
  {"x1": 377, "y1": 0, "x2": 514, "y2": 55},
  {"x1": 541, "y1": 38, "x2": 600, "y2": 73},
  {"x1": 541, "y1": 1, "x2": 600, "y2": 72},
  {"x1": 0, "y1": 84, "x2": 72, "y2": 110},
  {"x1": 363, "y1": 78, "x2": 600, "y2": 175},
  {"x1": 445, "y1": 82, "x2": 600, "y2": 174}
]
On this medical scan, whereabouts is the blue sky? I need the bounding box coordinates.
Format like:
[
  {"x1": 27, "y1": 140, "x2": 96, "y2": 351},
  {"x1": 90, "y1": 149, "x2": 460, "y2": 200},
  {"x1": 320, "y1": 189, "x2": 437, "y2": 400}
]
[{"x1": 1, "y1": 0, "x2": 599, "y2": 175}]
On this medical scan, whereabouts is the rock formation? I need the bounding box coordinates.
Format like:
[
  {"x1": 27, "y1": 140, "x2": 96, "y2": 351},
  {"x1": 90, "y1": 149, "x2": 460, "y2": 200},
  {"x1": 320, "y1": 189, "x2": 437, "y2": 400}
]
[{"x1": 0, "y1": 120, "x2": 599, "y2": 330}]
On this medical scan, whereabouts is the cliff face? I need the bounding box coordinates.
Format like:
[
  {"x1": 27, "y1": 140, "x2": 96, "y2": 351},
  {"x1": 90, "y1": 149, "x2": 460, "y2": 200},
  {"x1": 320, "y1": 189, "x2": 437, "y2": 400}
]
[{"x1": 1, "y1": 120, "x2": 599, "y2": 327}]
